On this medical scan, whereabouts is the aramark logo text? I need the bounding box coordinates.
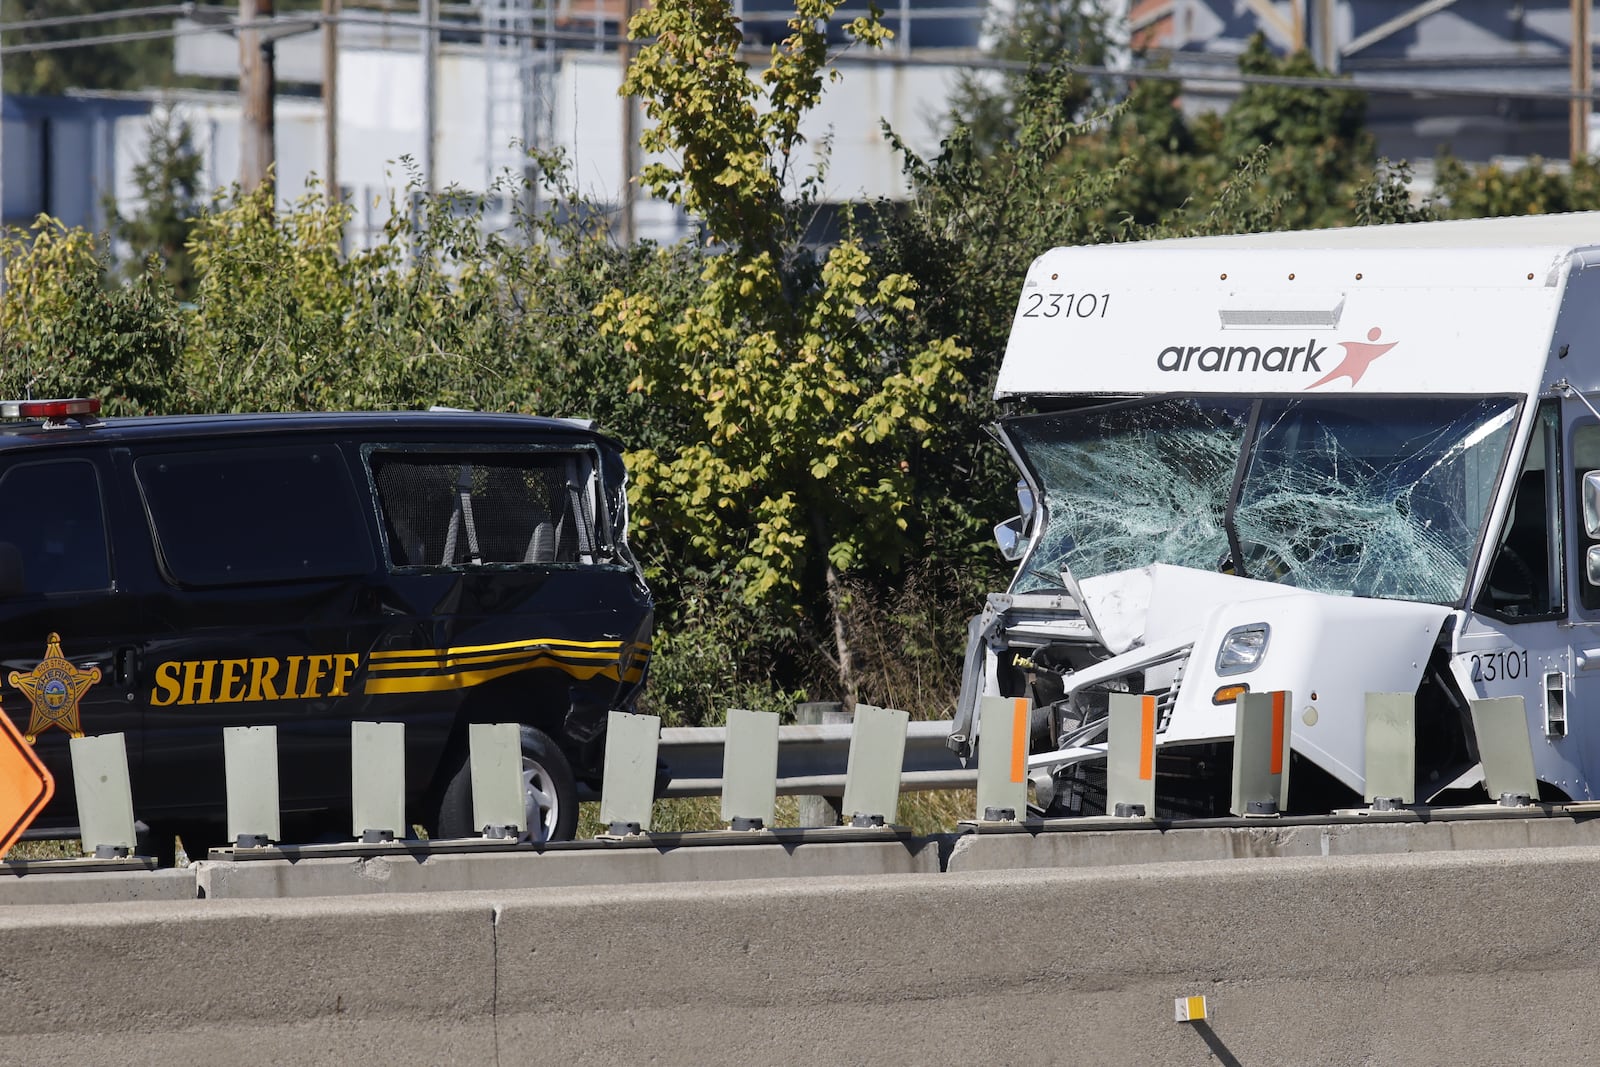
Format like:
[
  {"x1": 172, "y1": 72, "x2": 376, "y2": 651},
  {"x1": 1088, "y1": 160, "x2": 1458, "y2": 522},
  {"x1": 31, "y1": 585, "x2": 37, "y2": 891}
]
[
  {"x1": 1154, "y1": 327, "x2": 1397, "y2": 389},
  {"x1": 1156, "y1": 340, "x2": 1327, "y2": 375}
]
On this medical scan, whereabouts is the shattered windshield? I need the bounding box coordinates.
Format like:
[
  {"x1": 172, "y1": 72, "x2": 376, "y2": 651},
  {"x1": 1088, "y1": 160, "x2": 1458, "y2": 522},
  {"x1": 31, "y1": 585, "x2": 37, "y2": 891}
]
[{"x1": 1007, "y1": 395, "x2": 1520, "y2": 604}]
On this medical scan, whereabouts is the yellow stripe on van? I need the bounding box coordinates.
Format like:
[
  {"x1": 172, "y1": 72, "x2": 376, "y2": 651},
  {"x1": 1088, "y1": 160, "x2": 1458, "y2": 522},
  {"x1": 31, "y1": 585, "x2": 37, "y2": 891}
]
[
  {"x1": 367, "y1": 637, "x2": 647, "y2": 661},
  {"x1": 365, "y1": 657, "x2": 624, "y2": 694},
  {"x1": 368, "y1": 646, "x2": 624, "y2": 673},
  {"x1": 361, "y1": 637, "x2": 650, "y2": 695}
]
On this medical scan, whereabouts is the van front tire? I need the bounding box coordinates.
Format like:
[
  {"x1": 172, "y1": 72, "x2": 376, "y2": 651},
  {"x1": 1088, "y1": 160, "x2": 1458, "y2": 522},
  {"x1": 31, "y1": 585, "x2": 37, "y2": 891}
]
[{"x1": 432, "y1": 725, "x2": 579, "y2": 843}]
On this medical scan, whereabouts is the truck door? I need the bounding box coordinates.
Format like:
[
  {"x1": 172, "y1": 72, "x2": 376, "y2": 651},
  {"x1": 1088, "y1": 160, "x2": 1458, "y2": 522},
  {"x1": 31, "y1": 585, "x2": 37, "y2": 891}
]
[
  {"x1": 1562, "y1": 407, "x2": 1600, "y2": 799},
  {"x1": 0, "y1": 451, "x2": 145, "y2": 831},
  {"x1": 1459, "y1": 401, "x2": 1577, "y2": 798}
]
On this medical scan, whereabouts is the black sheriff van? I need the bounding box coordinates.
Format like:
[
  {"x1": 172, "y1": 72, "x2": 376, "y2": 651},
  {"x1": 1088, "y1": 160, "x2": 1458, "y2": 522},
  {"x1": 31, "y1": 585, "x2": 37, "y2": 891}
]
[{"x1": 0, "y1": 399, "x2": 652, "y2": 852}]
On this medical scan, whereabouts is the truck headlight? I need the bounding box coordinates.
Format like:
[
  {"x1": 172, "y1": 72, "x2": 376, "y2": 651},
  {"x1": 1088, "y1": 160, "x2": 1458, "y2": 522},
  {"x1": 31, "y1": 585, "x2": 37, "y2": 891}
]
[{"x1": 1216, "y1": 623, "x2": 1270, "y2": 676}]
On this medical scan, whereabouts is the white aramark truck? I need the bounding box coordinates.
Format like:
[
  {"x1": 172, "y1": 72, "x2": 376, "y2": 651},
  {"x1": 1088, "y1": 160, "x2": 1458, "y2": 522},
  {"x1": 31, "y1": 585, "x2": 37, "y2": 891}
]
[{"x1": 951, "y1": 212, "x2": 1600, "y2": 815}]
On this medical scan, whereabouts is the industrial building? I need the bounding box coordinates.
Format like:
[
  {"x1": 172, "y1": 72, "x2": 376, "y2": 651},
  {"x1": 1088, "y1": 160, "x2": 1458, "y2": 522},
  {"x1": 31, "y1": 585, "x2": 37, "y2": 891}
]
[{"x1": 0, "y1": 1, "x2": 1596, "y2": 240}]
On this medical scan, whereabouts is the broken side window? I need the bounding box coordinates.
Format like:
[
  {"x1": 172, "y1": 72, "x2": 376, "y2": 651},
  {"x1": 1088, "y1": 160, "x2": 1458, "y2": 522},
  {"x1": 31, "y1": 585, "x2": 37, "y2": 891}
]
[
  {"x1": 368, "y1": 449, "x2": 602, "y2": 569},
  {"x1": 1475, "y1": 401, "x2": 1564, "y2": 621}
]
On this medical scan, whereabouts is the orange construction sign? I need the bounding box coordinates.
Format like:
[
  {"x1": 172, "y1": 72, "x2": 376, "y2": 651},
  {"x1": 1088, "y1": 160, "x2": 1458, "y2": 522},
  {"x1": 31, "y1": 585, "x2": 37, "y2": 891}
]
[{"x1": 0, "y1": 702, "x2": 54, "y2": 858}]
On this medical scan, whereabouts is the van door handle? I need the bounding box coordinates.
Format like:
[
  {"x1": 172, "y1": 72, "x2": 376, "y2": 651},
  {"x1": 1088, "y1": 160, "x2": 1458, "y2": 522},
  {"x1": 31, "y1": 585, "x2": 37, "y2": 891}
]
[{"x1": 114, "y1": 647, "x2": 137, "y2": 688}]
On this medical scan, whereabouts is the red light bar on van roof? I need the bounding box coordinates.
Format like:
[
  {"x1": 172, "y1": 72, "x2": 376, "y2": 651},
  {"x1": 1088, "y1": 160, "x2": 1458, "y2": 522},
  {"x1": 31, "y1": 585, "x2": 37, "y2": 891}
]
[{"x1": 0, "y1": 398, "x2": 101, "y2": 419}]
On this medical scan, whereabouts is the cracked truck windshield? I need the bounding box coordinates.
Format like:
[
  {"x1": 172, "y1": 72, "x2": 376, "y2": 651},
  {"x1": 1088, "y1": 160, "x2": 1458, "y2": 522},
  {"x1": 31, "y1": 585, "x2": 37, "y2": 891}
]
[{"x1": 1006, "y1": 395, "x2": 1520, "y2": 604}]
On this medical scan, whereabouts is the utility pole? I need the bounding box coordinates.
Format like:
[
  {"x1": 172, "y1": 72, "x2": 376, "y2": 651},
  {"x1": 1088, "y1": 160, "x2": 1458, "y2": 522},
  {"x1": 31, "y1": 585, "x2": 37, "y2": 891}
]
[
  {"x1": 322, "y1": 0, "x2": 339, "y2": 204},
  {"x1": 240, "y1": 0, "x2": 277, "y2": 196},
  {"x1": 1314, "y1": 0, "x2": 1337, "y2": 72},
  {"x1": 618, "y1": 0, "x2": 638, "y2": 245},
  {"x1": 1, "y1": 19, "x2": 6, "y2": 298},
  {"x1": 421, "y1": 0, "x2": 436, "y2": 196},
  {"x1": 1574, "y1": 0, "x2": 1593, "y2": 163}
]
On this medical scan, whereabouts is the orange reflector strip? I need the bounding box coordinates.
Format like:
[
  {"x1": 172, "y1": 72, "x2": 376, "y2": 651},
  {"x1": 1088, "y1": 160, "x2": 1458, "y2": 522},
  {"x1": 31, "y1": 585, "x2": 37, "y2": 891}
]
[
  {"x1": 1010, "y1": 698, "x2": 1028, "y2": 783},
  {"x1": 1139, "y1": 695, "x2": 1156, "y2": 782},
  {"x1": 1269, "y1": 691, "x2": 1286, "y2": 775}
]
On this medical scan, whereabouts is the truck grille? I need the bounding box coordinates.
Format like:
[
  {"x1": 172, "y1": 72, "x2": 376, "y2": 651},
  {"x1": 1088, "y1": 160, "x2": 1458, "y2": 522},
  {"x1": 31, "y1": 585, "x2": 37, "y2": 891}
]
[{"x1": 1155, "y1": 656, "x2": 1188, "y2": 734}]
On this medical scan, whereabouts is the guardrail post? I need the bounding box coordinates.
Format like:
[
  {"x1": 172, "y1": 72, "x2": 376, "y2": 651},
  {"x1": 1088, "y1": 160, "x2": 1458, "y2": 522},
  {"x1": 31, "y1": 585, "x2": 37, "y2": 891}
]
[
  {"x1": 600, "y1": 710, "x2": 660, "y2": 835},
  {"x1": 1364, "y1": 693, "x2": 1415, "y2": 809},
  {"x1": 469, "y1": 723, "x2": 525, "y2": 839},
  {"x1": 1106, "y1": 693, "x2": 1157, "y2": 818},
  {"x1": 796, "y1": 701, "x2": 847, "y2": 827},
  {"x1": 840, "y1": 704, "x2": 909, "y2": 827},
  {"x1": 69, "y1": 733, "x2": 135, "y2": 858},
  {"x1": 224, "y1": 725, "x2": 280, "y2": 848},
  {"x1": 721, "y1": 708, "x2": 779, "y2": 830},
  {"x1": 1230, "y1": 691, "x2": 1290, "y2": 817},
  {"x1": 975, "y1": 696, "x2": 1028, "y2": 821},
  {"x1": 352, "y1": 721, "x2": 406, "y2": 842},
  {"x1": 1469, "y1": 696, "x2": 1539, "y2": 806}
]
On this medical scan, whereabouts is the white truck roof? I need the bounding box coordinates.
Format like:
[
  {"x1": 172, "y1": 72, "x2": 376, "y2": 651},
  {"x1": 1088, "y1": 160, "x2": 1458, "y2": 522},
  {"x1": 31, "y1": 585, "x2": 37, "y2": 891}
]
[
  {"x1": 999, "y1": 213, "x2": 1600, "y2": 401},
  {"x1": 1136, "y1": 210, "x2": 1600, "y2": 251}
]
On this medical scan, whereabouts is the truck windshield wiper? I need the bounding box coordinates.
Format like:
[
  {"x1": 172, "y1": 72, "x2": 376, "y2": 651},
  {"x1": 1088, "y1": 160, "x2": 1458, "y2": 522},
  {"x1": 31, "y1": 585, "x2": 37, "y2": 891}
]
[
  {"x1": 1027, "y1": 566, "x2": 1066, "y2": 590},
  {"x1": 1222, "y1": 400, "x2": 1264, "y2": 581}
]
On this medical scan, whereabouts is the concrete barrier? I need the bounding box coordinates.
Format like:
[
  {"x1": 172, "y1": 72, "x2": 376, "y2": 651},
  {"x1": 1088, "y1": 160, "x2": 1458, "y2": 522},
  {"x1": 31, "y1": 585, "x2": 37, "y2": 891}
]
[
  {"x1": 193, "y1": 834, "x2": 941, "y2": 899},
  {"x1": 4, "y1": 844, "x2": 1600, "y2": 1064},
  {"x1": 0, "y1": 864, "x2": 194, "y2": 906},
  {"x1": 10, "y1": 807, "x2": 1600, "y2": 905},
  {"x1": 947, "y1": 808, "x2": 1600, "y2": 871}
]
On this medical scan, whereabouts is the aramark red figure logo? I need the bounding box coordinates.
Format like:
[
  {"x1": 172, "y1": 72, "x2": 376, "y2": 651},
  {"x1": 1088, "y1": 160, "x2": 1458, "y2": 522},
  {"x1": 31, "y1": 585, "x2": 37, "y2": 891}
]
[{"x1": 1306, "y1": 327, "x2": 1397, "y2": 390}]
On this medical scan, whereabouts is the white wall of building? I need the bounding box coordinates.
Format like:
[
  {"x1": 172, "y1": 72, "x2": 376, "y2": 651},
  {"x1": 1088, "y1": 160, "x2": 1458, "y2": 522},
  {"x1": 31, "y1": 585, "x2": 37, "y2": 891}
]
[{"x1": 112, "y1": 40, "x2": 966, "y2": 249}]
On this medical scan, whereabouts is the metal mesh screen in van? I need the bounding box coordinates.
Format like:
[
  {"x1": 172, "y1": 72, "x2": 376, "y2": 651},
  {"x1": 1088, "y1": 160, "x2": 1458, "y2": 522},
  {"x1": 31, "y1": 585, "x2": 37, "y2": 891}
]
[{"x1": 371, "y1": 453, "x2": 594, "y2": 567}]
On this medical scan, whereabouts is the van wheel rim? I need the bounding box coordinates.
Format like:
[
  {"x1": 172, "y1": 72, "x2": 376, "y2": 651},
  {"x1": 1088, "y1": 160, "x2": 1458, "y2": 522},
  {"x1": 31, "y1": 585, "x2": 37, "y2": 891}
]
[{"x1": 522, "y1": 757, "x2": 558, "y2": 842}]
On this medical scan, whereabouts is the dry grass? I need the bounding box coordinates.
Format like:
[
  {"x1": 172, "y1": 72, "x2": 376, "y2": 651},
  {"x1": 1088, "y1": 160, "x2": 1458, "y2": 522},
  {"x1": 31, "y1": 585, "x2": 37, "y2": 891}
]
[
  {"x1": 5, "y1": 837, "x2": 82, "y2": 861},
  {"x1": 840, "y1": 562, "x2": 991, "y2": 721},
  {"x1": 576, "y1": 788, "x2": 975, "y2": 838}
]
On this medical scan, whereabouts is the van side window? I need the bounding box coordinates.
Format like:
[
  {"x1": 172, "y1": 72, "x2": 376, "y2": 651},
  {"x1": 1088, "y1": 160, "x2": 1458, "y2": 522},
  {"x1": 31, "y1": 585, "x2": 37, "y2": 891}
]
[
  {"x1": 1479, "y1": 402, "x2": 1564, "y2": 621},
  {"x1": 0, "y1": 460, "x2": 110, "y2": 595},
  {"x1": 1573, "y1": 423, "x2": 1600, "y2": 612},
  {"x1": 369, "y1": 451, "x2": 602, "y2": 568},
  {"x1": 136, "y1": 447, "x2": 374, "y2": 587}
]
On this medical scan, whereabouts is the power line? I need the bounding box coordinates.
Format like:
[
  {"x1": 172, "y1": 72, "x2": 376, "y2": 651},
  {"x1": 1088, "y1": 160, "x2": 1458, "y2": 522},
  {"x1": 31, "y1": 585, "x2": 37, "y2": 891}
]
[
  {"x1": 0, "y1": 4, "x2": 194, "y2": 34},
  {"x1": 0, "y1": 9, "x2": 1597, "y2": 106}
]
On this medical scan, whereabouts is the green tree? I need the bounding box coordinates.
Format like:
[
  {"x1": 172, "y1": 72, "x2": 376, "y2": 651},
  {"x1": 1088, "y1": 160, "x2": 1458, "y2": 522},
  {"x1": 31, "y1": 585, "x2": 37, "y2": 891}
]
[
  {"x1": 109, "y1": 110, "x2": 205, "y2": 301},
  {"x1": 0, "y1": 218, "x2": 185, "y2": 413},
  {"x1": 599, "y1": 0, "x2": 971, "y2": 703},
  {"x1": 947, "y1": 0, "x2": 1112, "y2": 157},
  {"x1": 1, "y1": 0, "x2": 177, "y2": 95},
  {"x1": 1433, "y1": 154, "x2": 1600, "y2": 217},
  {"x1": 1207, "y1": 34, "x2": 1373, "y2": 229}
]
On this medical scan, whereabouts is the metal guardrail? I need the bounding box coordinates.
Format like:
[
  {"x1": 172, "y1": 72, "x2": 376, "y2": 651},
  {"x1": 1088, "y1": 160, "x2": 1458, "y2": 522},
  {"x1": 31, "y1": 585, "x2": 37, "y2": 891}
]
[
  {"x1": 22, "y1": 688, "x2": 1544, "y2": 861},
  {"x1": 657, "y1": 720, "x2": 972, "y2": 797}
]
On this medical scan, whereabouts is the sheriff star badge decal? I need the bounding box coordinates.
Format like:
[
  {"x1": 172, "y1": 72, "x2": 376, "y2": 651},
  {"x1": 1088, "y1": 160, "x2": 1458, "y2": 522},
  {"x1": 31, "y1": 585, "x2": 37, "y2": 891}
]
[{"x1": 9, "y1": 633, "x2": 101, "y2": 743}]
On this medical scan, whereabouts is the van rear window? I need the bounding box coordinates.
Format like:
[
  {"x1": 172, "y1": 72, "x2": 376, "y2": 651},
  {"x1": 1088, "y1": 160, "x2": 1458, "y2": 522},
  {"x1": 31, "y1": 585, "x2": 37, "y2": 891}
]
[
  {"x1": 136, "y1": 446, "x2": 374, "y2": 587},
  {"x1": 0, "y1": 459, "x2": 110, "y2": 594},
  {"x1": 368, "y1": 450, "x2": 601, "y2": 568}
]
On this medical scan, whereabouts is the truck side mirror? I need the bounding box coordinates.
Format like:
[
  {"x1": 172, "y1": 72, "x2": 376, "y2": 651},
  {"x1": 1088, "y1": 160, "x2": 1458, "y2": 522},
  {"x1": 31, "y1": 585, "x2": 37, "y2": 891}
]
[
  {"x1": 1585, "y1": 471, "x2": 1600, "y2": 539},
  {"x1": 994, "y1": 515, "x2": 1028, "y2": 562}
]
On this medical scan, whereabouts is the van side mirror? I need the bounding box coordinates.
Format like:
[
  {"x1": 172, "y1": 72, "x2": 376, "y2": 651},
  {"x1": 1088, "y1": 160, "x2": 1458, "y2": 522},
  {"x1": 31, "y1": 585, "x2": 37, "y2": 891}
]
[
  {"x1": 1585, "y1": 471, "x2": 1600, "y2": 539},
  {"x1": 994, "y1": 515, "x2": 1028, "y2": 562}
]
